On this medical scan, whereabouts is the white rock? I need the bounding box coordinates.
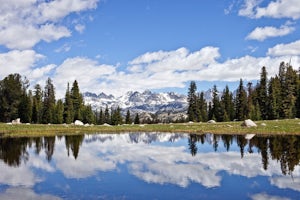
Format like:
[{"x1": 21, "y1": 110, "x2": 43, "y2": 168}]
[
  {"x1": 207, "y1": 120, "x2": 216, "y2": 124},
  {"x1": 241, "y1": 119, "x2": 257, "y2": 127},
  {"x1": 74, "y1": 120, "x2": 84, "y2": 126},
  {"x1": 12, "y1": 118, "x2": 21, "y2": 125}
]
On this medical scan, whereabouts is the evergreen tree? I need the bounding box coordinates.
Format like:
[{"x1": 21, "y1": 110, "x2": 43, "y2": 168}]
[
  {"x1": 208, "y1": 102, "x2": 213, "y2": 120},
  {"x1": 125, "y1": 110, "x2": 132, "y2": 124},
  {"x1": 268, "y1": 76, "x2": 281, "y2": 119},
  {"x1": 71, "y1": 80, "x2": 83, "y2": 121},
  {"x1": 278, "y1": 62, "x2": 297, "y2": 118},
  {"x1": 221, "y1": 85, "x2": 234, "y2": 121},
  {"x1": 257, "y1": 66, "x2": 269, "y2": 119},
  {"x1": 198, "y1": 92, "x2": 207, "y2": 122},
  {"x1": 64, "y1": 83, "x2": 74, "y2": 124},
  {"x1": 104, "y1": 105, "x2": 110, "y2": 124},
  {"x1": 99, "y1": 108, "x2": 104, "y2": 125},
  {"x1": 0, "y1": 74, "x2": 23, "y2": 122},
  {"x1": 32, "y1": 84, "x2": 43, "y2": 123},
  {"x1": 134, "y1": 113, "x2": 140, "y2": 124},
  {"x1": 187, "y1": 81, "x2": 199, "y2": 122},
  {"x1": 82, "y1": 104, "x2": 95, "y2": 124},
  {"x1": 111, "y1": 106, "x2": 122, "y2": 125},
  {"x1": 212, "y1": 85, "x2": 223, "y2": 122},
  {"x1": 296, "y1": 68, "x2": 300, "y2": 118},
  {"x1": 54, "y1": 99, "x2": 64, "y2": 124},
  {"x1": 42, "y1": 78, "x2": 56, "y2": 124},
  {"x1": 18, "y1": 89, "x2": 32, "y2": 123},
  {"x1": 235, "y1": 79, "x2": 248, "y2": 121}
]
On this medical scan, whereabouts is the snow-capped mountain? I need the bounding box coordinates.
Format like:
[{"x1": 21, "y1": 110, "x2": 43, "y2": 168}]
[
  {"x1": 84, "y1": 90, "x2": 188, "y2": 114},
  {"x1": 83, "y1": 89, "x2": 224, "y2": 122}
]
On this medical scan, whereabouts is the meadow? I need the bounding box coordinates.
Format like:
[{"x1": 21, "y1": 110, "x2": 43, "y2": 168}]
[{"x1": 0, "y1": 119, "x2": 299, "y2": 137}]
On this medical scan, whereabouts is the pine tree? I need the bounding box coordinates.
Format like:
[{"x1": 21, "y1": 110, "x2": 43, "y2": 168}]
[
  {"x1": 104, "y1": 105, "x2": 110, "y2": 124},
  {"x1": 257, "y1": 66, "x2": 268, "y2": 119},
  {"x1": 64, "y1": 83, "x2": 74, "y2": 124},
  {"x1": 268, "y1": 76, "x2": 281, "y2": 119},
  {"x1": 0, "y1": 74, "x2": 23, "y2": 122},
  {"x1": 235, "y1": 79, "x2": 248, "y2": 121},
  {"x1": 42, "y1": 78, "x2": 56, "y2": 124},
  {"x1": 212, "y1": 85, "x2": 223, "y2": 122},
  {"x1": 54, "y1": 99, "x2": 64, "y2": 124},
  {"x1": 134, "y1": 113, "x2": 140, "y2": 124},
  {"x1": 32, "y1": 84, "x2": 43, "y2": 123},
  {"x1": 221, "y1": 85, "x2": 234, "y2": 121},
  {"x1": 279, "y1": 63, "x2": 297, "y2": 118},
  {"x1": 82, "y1": 104, "x2": 95, "y2": 124},
  {"x1": 187, "y1": 81, "x2": 199, "y2": 122},
  {"x1": 198, "y1": 92, "x2": 207, "y2": 122},
  {"x1": 71, "y1": 80, "x2": 83, "y2": 121},
  {"x1": 296, "y1": 68, "x2": 300, "y2": 118},
  {"x1": 99, "y1": 108, "x2": 104, "y2": 125},
  {"x1": 125, "y1": 110, "x2": 132, "y2": 124},
  {"x1": 18, "y1": 89, "x2": 32, "y2": 123}
]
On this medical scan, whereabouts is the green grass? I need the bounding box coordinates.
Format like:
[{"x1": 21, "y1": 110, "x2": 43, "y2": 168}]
[{"x1": 0, "y1": 119, "x2": 299, "y2": 137}]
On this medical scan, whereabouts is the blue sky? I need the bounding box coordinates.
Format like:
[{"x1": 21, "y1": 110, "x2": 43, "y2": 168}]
[{"x1": 1, "y1": 0, "x2": 300, "y2": 98}]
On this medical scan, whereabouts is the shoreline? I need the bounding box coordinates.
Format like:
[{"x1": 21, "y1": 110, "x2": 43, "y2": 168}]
[{"x1": 1, "y1": 119, "x2": 299, "y2": 137}]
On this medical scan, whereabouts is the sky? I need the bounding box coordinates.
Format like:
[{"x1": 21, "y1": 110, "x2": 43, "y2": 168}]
[{"x1": 1, "y1": 0, "x2": 300, "y2": 98}]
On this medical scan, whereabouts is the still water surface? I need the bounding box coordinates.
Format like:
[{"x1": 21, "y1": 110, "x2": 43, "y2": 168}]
[{"x1": 0, "y1": 132, "x2": 300, "y2": 200}]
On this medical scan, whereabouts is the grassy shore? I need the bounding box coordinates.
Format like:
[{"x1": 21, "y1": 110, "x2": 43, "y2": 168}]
[{"x1": 0, "y1": 119, "x2": 299, "y2": 137}]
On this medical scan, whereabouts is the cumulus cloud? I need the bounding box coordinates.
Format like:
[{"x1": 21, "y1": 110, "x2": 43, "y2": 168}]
[
  {"x1": 239, "y1": 0, "x2": 300, "y2": 19},
  {"x1": 46, "y1": 46, "x2": 300, "y2": 97},
  {"x1": 0, "y1": 0, "x2": 99, "y2": 49},
  {"x1": 0, "y1": 50, "x2": 44, "y2": 78},
  {"x1": 267, "y1": 40, "x2": 300, "y2": 56},
  {"x1": 246, "y1": 24, "x2": 295, "y2": 41},
  {"x1": 52, "y1": 57, "x2": 116, "y2": 98}
]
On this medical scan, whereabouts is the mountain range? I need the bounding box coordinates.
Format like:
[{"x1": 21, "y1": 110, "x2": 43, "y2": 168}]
[{"x1": 83, "y1": 89, "x2": 219, "y2": 122}]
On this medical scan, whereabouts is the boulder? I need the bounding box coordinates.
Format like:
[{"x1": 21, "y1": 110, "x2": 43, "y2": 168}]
[
  {"x1": 207, "y1": 120, "x2": 216, "y2": 124},
  {"x1": 74, "y1": 120, "x2": 84, "y2": 126},
  {"x1": 241, "y1": 119, "x2": 257, "y2": 127},
  {"x1": 12, "y1": 118, "x2": 21, "y2": 125}
]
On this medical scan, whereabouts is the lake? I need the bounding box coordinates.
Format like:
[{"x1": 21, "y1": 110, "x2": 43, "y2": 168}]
[{"x1": 0, "y1": 132, "x2": 299, "y2": 200}]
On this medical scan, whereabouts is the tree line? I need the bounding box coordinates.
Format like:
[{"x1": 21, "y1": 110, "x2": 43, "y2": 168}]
[
  {"x1": 0, "y1": 74, "x2": 140, "y2": 125},
  {"x1": 187, "y1": 62, "x2": 300, "y2": 122}
]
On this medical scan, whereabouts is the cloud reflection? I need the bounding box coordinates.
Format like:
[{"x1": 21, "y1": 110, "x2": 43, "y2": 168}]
[
  {"x1": 0, "y1": 187, "x2": 61, "y2": 200},
  {"x1": 52, "y1": 133, "x2": 299, "y2": 190}
]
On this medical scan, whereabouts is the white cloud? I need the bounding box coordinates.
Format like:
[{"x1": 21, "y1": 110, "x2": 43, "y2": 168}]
[
  {"x1": 0, "y1": 161, "x2": 38, "y2": 187},
  {"x1": 238, "y1": 0, "x2": 261, "y2": 18},
  {"x1": 0, "y1": 50, "x2": 44, "y2": 78},
  {"x1": 251, "y1": 193, "x2": 291, "y2": 200},
  {"x1": 0, "y1": 0, "x2": 99, "y2": 49},
  {"x1": 53, "y1": 57, "x2": 116, "y2": 98},
  {"x1": 267, "y1": 40, "x2": 300, "y2": 56},
  {"x1": 270, "y1": 176, "x2": 300, "y2": 192},
  {"x1": 239, "y1": 0, "x2": 300, "y2": 19},
  {"x1": 246, "y1": 24, "x2": 295, "y2": 41},
  {"x1": 0, "y1": 187, "x2": 62, "y2": 200},
  {"x1": 75, "y1": 24, "x2": 86, "y2": 34},
  {"x1": 255, "y1": 0, "x2": 300, "y2": 19}
]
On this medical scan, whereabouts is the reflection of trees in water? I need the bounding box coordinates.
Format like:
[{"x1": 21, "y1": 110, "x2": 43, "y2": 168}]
[
  {"x1": 0, "y1": 133, "x2": 299, "y2": 175},
  {"x1": 44, "y1": 136, "x2": 55, "y2": 162},
  {"x1": 187, "y1": 134, "x2": 300, "y2": 175},
  {"x1": 65, "y1": 135, "x2": 84, "y2": 159},
  {"x1": 0, "y1": 137, "x2": 29, "y2": 167}
]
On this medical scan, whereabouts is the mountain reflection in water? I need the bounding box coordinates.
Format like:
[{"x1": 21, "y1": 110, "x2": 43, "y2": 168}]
[{"x1": 0, "y1": 132, "x2": 299, "y2": 200}]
